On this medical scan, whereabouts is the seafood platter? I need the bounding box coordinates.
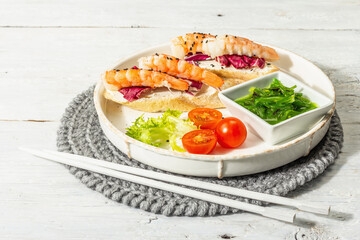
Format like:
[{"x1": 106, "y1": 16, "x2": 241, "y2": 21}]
[{"x1": 94, "y1": 33, "x2": 335, "y2": 178}]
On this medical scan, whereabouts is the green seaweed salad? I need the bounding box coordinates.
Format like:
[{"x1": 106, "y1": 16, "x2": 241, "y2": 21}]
[{"x1": 235, "y1": 78, "x2": 318, "y2": 125}]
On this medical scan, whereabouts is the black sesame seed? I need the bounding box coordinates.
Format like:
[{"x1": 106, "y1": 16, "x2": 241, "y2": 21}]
[
  {"x1": 190, "y1": 47, "x2": 192, "y2": 51},
  {"x1": 155, "y1": 53, "x2": 159, "y2": 56},
  {"x1": 225, "y1": 35, "x2": 228, "y2": 37},
  {"x1": 123, "y1": 68, "x2": 128, "y2": 70},
  {"x1": 176, "y1": 58, "x2": 179, "y2": 60},
  {"x1": 267, "y1": 63, "x2": 271, "y2": 65},
  {"x1": 184, "y1": 41, "x2": 187, "y2": 45},
  {"x1": 196, "y1": 36, "x2": 198, "y2": 39},
  {"x1": 206, "y1": 40, "x2": 208, "y2": 43},
  {"x1": 250, "y1": 69, "x2": 253, "y2": 71},
  {"x1": 116, "y1": 69, "x2": 120, "y2": 71}
]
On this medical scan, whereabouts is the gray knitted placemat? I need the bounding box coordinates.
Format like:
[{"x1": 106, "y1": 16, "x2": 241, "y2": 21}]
[{"x1": 57, "y1": 86, "x2": 344, "y2": 216}]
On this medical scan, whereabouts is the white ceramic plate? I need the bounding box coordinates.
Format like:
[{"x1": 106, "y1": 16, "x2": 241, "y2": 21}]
[{"x1": 94, "y1": 43, "x2": 335, "y2": 178}]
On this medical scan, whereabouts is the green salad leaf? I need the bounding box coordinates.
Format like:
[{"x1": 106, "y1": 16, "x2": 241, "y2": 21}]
[
  {"x1": 235, "y1": 78, "x2": 318, "y2": 125},
  {"x1": 126, "y1": 109, "x2": 197, "y2": 152}
]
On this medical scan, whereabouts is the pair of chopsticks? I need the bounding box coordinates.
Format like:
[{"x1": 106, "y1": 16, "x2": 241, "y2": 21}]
[{"x1": 20, "y1": 147, "x2": 330, "y2": 223}]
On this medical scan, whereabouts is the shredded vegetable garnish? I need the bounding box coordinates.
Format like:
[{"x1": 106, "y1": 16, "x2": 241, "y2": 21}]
[{"x1": 235, "y1": 78, "x2": 318, "y2": 125}]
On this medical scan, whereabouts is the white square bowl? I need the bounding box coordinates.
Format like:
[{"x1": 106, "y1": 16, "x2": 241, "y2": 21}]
[{"x1": 218, "y1": 71, "x2": 334, "y2": 145}]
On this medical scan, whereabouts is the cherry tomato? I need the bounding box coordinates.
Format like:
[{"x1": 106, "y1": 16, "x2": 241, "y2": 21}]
[
  {"x1": 215, "y1": 117, "x2": 247, "y2": 148},
  {"x1": 188, "y1": 108, "x2": 223, "y2": 130},
  {"x1": 182, "y1": 129, "x2": 217, "y2": 154}
]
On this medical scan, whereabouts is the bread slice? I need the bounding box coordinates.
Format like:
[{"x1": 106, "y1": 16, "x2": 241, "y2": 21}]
[
  {"x1": 103, "y1": 85, "x2": 224, "y2": 113},
  {"x1": 103, "y1": 61, "x2": 278, "y2": 112},
  {"x1": 197, "y1": 60, "x2": 279, "y2": 85}
]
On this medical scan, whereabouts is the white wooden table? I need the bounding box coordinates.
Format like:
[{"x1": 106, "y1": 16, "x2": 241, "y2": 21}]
[{"x1": 0, "y1": 1, "x2": 359, "y2": 239}]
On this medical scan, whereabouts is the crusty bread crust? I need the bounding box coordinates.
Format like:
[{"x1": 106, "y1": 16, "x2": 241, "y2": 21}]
[{"x1": 104, "y1": 87, "x2": 224, "y2": 113}]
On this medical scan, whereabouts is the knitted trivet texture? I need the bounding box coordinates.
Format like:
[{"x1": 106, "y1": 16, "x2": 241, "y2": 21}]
[{"x1": 57, "y1": 86, "x2": 344, "y2": 216}]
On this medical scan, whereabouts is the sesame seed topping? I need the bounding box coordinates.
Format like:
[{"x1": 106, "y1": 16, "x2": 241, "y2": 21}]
[{"x1": 267, "y1": 63, "x2": 271, "y2": 65}]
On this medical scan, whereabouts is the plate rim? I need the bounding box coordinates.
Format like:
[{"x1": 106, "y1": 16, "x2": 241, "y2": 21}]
[{"x1": 94, "y1": 42, "x2": 336, "y2": 162}]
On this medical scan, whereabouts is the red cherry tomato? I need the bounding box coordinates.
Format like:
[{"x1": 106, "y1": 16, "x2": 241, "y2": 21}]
[
  {"x1": 182, "y1": 129, "x2": 217, "y2": 154},
  {"x1": 215, "y1": 117, "x2": 247, "y2": 148},
  {"x1": 188, "y1": 108, "x2": 223, "y2": 130}
]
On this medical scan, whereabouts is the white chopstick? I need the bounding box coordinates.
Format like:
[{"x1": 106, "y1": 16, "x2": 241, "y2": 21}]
[
  {"x1": 20, "y1": 147, "x2": 296, "y2": 223},
  {"x1": 44, "y1": 149, "x2": 330, "y2": 215}
]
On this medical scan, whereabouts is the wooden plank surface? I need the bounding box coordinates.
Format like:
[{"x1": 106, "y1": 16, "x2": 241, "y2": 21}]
[
  {"x1": 1, "y1": 0, "x2": 359, "y2": 239},
  {"x1": 1, "y1": 0, "x2": 359, "y2": 30}
]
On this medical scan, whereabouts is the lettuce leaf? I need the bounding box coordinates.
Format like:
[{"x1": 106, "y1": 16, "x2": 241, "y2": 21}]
[{"x1": 126, "y1": 110, "x2": 197, "y2": 152}]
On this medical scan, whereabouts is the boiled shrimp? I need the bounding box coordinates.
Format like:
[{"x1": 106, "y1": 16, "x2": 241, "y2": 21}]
[
  {"x1": 103, "y1": 68, "x2": 189, "y2": 91},
  {"x1": 171, "y1": 33, "x2": 279, "y2": 62},
  {"x1": 138, "y1": 53, "x2": 224, "y2": 88}
]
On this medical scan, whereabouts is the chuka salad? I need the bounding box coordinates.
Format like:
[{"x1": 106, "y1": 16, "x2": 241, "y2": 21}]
[{"x1": 235, "y1": 78, "x2": 318, "y2": 125}]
